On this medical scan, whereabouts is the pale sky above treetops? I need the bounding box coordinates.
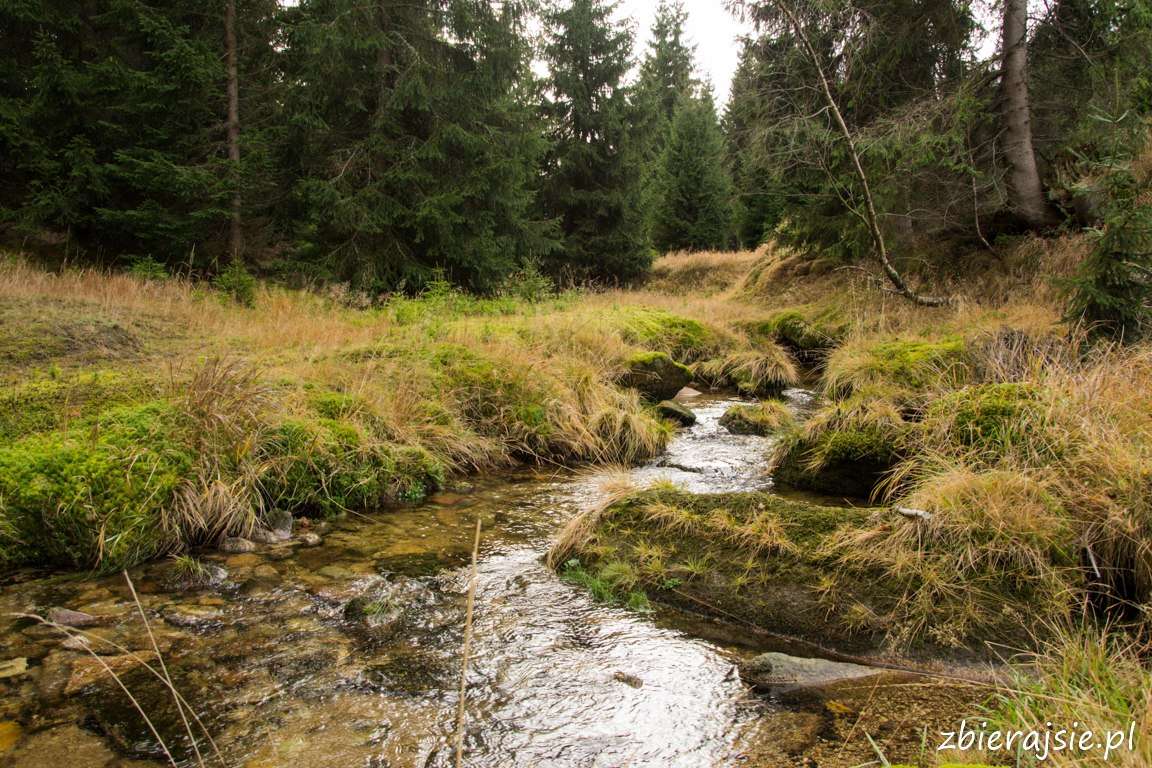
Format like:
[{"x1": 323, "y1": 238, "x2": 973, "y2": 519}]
[{"x1": 617, "y1": 0, "x2": 752, "y2": 106}]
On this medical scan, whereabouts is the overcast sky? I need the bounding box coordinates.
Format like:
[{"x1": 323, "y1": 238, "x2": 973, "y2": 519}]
[{"x1": 617, "y1": 1, "x2": 753, "y2": 106}]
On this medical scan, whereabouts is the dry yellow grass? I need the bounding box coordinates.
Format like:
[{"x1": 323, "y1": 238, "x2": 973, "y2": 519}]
[{"x1": 645, "y1": 249, "x2": 762, "y2": 296}]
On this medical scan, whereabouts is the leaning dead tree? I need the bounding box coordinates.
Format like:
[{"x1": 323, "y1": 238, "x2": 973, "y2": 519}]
[{"x1": 749, "y1": 0, "x2": 950, "y2": 306}]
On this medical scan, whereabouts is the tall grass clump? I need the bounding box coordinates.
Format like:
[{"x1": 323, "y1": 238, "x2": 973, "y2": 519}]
[
  {"x1": 821, "y1": 335, "x2": 1152, "y2": 647},
  {"x1": 991, "y1": 627, "x2": 1151, "y2": 768},
  {"x1": 692, "y1": 345, "x2": 799, "y2": 396}
]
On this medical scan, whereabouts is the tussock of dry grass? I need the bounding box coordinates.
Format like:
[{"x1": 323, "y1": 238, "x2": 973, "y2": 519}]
[{"x1": 645, "y1": 249, "x2": 762, "y2": 296}]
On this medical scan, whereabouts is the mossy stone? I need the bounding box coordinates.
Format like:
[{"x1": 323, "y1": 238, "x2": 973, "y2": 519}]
[
  {"x1": 772, "y1": 426, "x2": 902, "y2": 498},
  {"x1": 718, "y1": 402, "x2": 794, "y2": 436},
  {"x1": 655, "y1": 400, "x2": 696, "y2": 426},
  {"x1": 620, "y1": 351, "x2": 692, "y2": 401}
]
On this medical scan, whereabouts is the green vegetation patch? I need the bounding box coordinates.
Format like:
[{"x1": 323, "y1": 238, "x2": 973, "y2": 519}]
[
  {"x1": 924, "y1": 382, "x2": 1045, "y2": 453},
  {"x1": 0, "y1": 370, "x2": 152, "y2": 442},
  {"x1": 618, "y1": 308, "x2": 728, "y2": 362},
  {"x1": 260, "y1": 417, "x2": 445, "y2": 516},
  {"x1": 0, "y1": 301, "x2": 145, "y2": 374},
  {"x1": 692, "y1": 346, "x2": 799, "y2": 397},
  {"x1": 745, "y1": 308, "x2": 845, "y2": 354},
  {"x1": 770, "y1": 391, "x2": 911, "y2": 498},
  {"x1": 0, "y1": 402, "x2": 193, "y2": 570},
  {"x1": 718, "y1": 401, "x2": 795, "y2": 436},
  {"x1": 620, "y1": 351, "x2": 693, "y2": 402},
  {"x1": 824, "y1": 336, "x2": 972, "y2": 397},
  {"x1": 551, "y1": 487, "x2": 889, "y2": 649}
]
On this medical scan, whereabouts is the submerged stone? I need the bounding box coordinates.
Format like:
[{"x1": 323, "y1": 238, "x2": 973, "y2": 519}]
[
  {"x1": 739, "y1": 652, "x2": 882, "y2": 693},
  {"x1": 718, "y1": 402, "x2": 793, "y2": 436},
  {"x1": 219, "y1": 536, "x2": 257, "y2": 554},
  {"x1": 65, "y1": 652, "x2": 156, "y2": 695},
  {"x1": 0, "y1": 658, "x2": 28, "y2": 679},
  {"x1": 45, "y1": 607, "x2": 100, "y2": 628}
]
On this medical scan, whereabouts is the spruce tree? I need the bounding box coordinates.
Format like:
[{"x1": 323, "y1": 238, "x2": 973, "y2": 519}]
[
  {"x1": 651, "y1": 92, "x2": 733, "y2": 252},
  {"x1": 274, "y1": 0, "x2": 552, "y2": 292},
  {"x1": 0, "y1": 0, "x2": 278, "y2": 268},
  {"x1": 538, "y1": 0, "x2": 650, "y2": 283},
  {"x1": 632, "y1": 1, "x2": 697, "y2": 237}
]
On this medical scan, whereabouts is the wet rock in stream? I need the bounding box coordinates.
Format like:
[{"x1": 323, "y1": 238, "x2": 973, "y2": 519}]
[
  {"x1": 739, "y1": 652, "x2": 883, "y2": 693},
  {"x1": 655, "y1": 399, "x2": 696, "y2": 426},
  {"x1": 163, "y1": 605, "x2": 226, "y2": 631},
  {"x1": 44, "y1": 607, "x2": 101, "y2": 628},
  {"x1": 219, "y1": 536, "x2": 257, "y2": 554}
]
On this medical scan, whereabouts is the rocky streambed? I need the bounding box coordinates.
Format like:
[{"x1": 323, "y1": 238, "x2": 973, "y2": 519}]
[{"x1": 0, "y1": 393, "x2": 987, "y2": 767}]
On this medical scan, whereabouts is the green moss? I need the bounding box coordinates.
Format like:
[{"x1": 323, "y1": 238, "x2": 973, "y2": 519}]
[
  {"x1": 618, "y1": 308, "x2": 724, "y2": 362},
  {"x1": 771, "y1": 387, "x2": 911, "y2": 497},
  {"x1": 260, "y1": 417, "x2": 444, "y2": 516},
  {"x1": 925, "y1": 382, "x2": 1043, "y2": 452},
  {"x1": 433, "y1": 344, "x2": 563, "y2": 456},
  {"x1": 556, "y1": 488, "x2": 886, "y2": 648},
  {"x1": 560, "y1": 558, "x2": 650, "y2": 610},
  {"x1": 309, "y1": 390, "x2": 368, "y2": 420},
  {"x1": 718, "y1": 401, "x2": 795, "y2": 435},
  {"x1": 826, "y1": 336, "x2": 972, "y2": 397},
  {"x1": 0, "y1": 402, "x2": 193, "y2": 570},
  {"x1": 746, "y1": 309, "x2": 844, "y2": 353},
  {"x1": 0, "y1": 370, "x2": 150, "y2": 442},
  {"x1": 619, "y1": 351, "x2": 693, "y2": 402}
]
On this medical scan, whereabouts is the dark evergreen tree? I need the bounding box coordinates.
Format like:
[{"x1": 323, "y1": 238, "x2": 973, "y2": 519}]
[
  {"x1": 538, "y1": 0, "x2": 650, "y2": 283},
  {"x1": 633, "y1": 1, "x2": 695, "y2": 149},
  {"x1": 651, "y1": 92, "x2": 733, "y2": 251},
  {"x1": 278, "y1": 0, "x2": 553, "y2": 292},
  {"x1": 0, "y1": 0, "x2": 280, "y2": 268},
  {"x1": 632, "y1": 1, "x2": 697, "y2": 237}
]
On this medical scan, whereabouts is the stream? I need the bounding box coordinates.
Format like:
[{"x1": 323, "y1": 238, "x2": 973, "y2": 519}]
[{"x1": 0, "y1": 392, "x2": 982, "y2": 768}]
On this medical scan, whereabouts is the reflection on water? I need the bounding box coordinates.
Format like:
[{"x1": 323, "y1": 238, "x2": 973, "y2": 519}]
[{"x1": 0, "y1": 392, "x2": 978, "y2": 768}]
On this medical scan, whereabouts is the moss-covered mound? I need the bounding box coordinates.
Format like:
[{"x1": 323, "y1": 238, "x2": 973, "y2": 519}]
[
  {"x1": 552, "y1": 484, "x2": 1080, "y2": 652},
  {"x1": 718, "y1": 401, "x2": 795, "y2": 436},
  {"x1": 549, "y1": 487, "x2": 893, "y2": 651},
  {"x1": 0, "y1": 370, "x2": 153, "y2": 442},
  {"x1": 260, "y1": 418, "x2": 445, "y2": 516},
  {"x1": 0, "y1": 402, "x2": 194, "y2": 570},
  {"x1": 824, "y1": 337, "x2": 972, "y2": 398},
  {"x1": 692, "y1": 345, "x2": 799, "y2": 397},
  {"x1": 617, "y1": 308, "x2": 729, "y2": 362},
  {"x1": 769, "y1": 391, "x2": 910, "y2": 498},
  {"x1": 922, "y1": 382, "x2": 1046, "y2": 454},
  {"x1": 744, "y1": 308, "x2": 845, "y2": 362},
  {"x1": 618, "y1": 351, "x2": 693, "y2": 402}
]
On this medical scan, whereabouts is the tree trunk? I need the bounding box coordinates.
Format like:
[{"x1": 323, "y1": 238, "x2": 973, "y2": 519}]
[
  {"x1": 1000, "y1": 0, "x2": 1054, "y2": 229},
  {"x1": 767, "y1": 0, "x2": 948, "y2": 306},
  {"x1": 225, "y1": 0, "x2": 242, "y2": 260}
]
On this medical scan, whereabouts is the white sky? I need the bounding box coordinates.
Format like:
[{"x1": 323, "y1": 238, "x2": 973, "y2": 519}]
[{"x1": 617, "y1": 1, "x2": 752, "y2": 106}]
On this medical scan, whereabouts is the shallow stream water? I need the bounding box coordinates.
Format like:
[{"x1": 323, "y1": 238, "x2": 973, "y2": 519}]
[{"x1": 0, "y1": 392, "x2": 982, "y2": 768}]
